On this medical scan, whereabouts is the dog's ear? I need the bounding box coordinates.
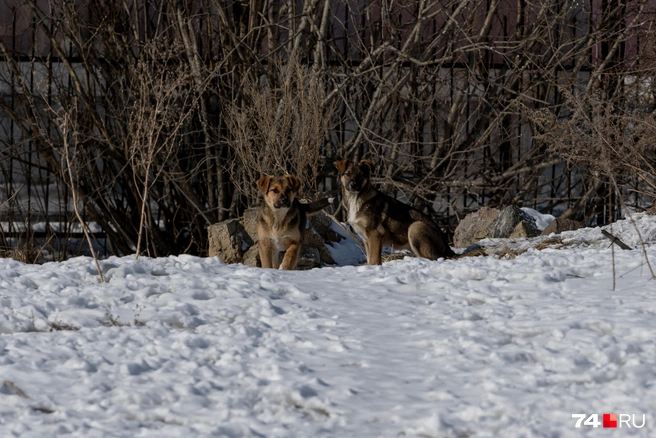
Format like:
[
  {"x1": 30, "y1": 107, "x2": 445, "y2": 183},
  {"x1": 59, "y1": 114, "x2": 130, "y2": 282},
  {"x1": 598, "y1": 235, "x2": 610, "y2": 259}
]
[
  {"x1": 256, "y1": 175, "x2": 272, "y2": 194},
  {"x1": 286, "y1": 175, "x2": 301, "y2": 192},
  {"x1": 334, "y1": 159, "x2": 349, "y2": 174},
  {"x1": 359, "y1": 160, "x2": 374, "y2": 174}
]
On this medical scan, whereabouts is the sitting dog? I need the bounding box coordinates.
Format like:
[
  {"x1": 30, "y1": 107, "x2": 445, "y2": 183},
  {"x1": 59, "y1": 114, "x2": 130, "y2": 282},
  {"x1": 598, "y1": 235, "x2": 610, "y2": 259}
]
[
  {"x1": 335, "y1": 159, "x2": 454, "y2": 265},
  {"x1": 257, "y1": 175, "x2": 331, "y2": 270}
]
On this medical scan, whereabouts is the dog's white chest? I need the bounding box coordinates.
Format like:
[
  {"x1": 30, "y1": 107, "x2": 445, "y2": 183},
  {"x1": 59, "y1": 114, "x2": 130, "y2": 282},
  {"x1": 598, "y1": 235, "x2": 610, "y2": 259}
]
[
  {"x1": 271, "y1": 236, "x2": 288, "y2": 253},
  {"x1": 346, "y1": 198, "x2": 359, "y2": 223},
  {"x1": 346, "y1": 197, "x2": 368, "y2": 242}
]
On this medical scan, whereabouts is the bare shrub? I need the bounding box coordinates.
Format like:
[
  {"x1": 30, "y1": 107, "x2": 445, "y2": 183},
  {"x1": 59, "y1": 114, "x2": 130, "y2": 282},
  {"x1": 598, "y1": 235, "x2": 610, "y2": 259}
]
[
  {"x1": 0, "y1": 0, "x2": 223, "y2": 257},
  {"x1": 1, "y1": 0, "x2": 656, "y2": 258},
  {"x1": 58, "y1": 106, "x2": 105, "y2": 283},
  {"x1": 529, "y1": 87, "x2": 656, "y2": 285},
  {"x1": 0, "y1": 194, "x2": 46, "y2": 263},
  {"x1": 127, "y1": 38, "x2": 198, "y2": 258},
  {"x1": 225, "y1": 55, "x2": 334, "y2": 201},
  {"x1": 530, "y1": 88, "x2": 656, "y2": 219}
]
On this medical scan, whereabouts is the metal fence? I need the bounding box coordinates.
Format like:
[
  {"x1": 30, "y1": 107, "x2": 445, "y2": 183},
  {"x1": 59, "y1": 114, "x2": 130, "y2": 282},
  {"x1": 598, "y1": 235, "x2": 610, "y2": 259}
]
[{"x1": 0, "y1": 0, "x2": 652, "y2": 260}]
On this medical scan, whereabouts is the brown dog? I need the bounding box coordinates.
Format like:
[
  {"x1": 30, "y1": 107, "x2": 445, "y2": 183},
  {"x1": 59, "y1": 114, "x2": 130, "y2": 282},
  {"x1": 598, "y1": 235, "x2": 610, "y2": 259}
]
[
  {"x1": 335, "y1": 159, "x2": 454, "y2": 265},
  {"x1": 257, "y1": 175, "x2": 331, "y2": 270}
]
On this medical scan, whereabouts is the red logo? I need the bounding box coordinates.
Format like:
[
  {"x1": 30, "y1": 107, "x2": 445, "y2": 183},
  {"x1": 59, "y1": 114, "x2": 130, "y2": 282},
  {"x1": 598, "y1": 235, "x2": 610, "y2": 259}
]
[
  {"x1": 573, "y1": 413, "x2": 645, "y2": 428},
  {"x1": 603, "y1": 414, "x2": 617, "y2": 428}
]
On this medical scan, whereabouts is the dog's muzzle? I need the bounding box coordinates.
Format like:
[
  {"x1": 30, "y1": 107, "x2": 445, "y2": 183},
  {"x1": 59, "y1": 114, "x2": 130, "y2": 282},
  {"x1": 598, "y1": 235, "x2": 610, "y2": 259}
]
[
  {"x1": 274, "y1": 199, "x2": 290, "y2": 208},
  {"x1": 348, "y1": 181, "x2": 360, "y2": 192}
]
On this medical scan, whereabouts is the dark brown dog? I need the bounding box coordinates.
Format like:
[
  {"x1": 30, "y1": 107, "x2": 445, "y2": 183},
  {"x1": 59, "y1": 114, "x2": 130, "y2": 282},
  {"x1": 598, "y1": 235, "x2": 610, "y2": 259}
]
[
  {"x1": 257, "y1": 175, "x2": 331, "y2": 270},
  {"x1": 335, "y1": 159, "x2": 454, "y2": 265}
]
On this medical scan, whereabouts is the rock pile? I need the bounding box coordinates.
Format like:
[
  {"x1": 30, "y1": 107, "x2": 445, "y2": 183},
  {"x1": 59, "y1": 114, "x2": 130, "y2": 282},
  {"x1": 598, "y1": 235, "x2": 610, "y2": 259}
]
[{"x1": 453, "y1": 205, "x2": 583, "y2": 248}]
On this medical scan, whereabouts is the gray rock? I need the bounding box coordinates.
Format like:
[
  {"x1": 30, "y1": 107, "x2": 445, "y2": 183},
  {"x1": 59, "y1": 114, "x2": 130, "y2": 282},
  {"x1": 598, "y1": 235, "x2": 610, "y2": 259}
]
[
  {"x1": 242, "y1": 244, "x2": 260, "y2": 267},
  {"x1": 305, "y1": 228, "x2": 337, "y2": 265},
  {"x1": 241, "y1": 208, "x2": 259, "y2": 242},
  {"x1": 509, "y1": 220, "x2": 540, "y2": 239},
  {"x1": 296, "y1": 245, "x2": 321, "y2": 270},
  {"x1": 310, "y1": 212, "x2": 343, "y2": 244},
  {"x1": 453, "y1": 207, "x2": 500, "y2": 248},
  {"x1": 489, "y1": 206, "x2": 539, "y2": 238},
  {"x1": 540, "y1": 218, "x2": 584, "y2": 236},
  {"x1": 207, "y1": 219, "x2": 246, "y2": 263}
]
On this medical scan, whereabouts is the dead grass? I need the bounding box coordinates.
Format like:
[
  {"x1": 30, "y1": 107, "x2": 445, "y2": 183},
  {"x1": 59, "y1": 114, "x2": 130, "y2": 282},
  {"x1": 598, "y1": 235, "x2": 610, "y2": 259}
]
[
  {"x1": 49, "y1": 321, "x2": 80, "y2": 332},
  {"x1": 381, "y1": 252, "x2": 409, "y2": 263},
  {"x1": 494, "y1": 236, "x2": 576, "y2": 259},
  {"x1": 532, "y1": 237, "x2": 575, "y2": 251},
  {"x1": 495, "y1": 245, "x2": 526, "y2": 260},
  {"x1": 104, "y1": 307, "x2": 145, "y2": 327},
  {"x1": 3, "y1": 245, "x2": 41, "y2": 264}
]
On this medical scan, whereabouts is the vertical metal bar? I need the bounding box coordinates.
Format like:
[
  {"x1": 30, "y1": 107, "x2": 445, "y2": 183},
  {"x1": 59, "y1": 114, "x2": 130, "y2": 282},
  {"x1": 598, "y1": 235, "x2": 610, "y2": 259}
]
[
  {"x1": 45, "y1": 17, "x2": 54, "y2": 256},
  {"x1": 65, "y1": 38, "x2": 73, "y2": 244},
  {"x1": 344, "y1": 1, "x2": 349, "y2": 61},
  {"x1": 27, "y1": 7, "x2": 36, "y2": 240},
  {"x1": 9, "y1": 7, "x2": 16, "y2": 237}
]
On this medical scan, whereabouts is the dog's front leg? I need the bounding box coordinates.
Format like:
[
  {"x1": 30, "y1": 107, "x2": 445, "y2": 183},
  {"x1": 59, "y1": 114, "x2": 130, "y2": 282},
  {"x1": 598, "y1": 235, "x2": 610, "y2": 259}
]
[
  {"x1": 363, "y1": 239, "x2": 371, "y2": 263},
  {"x1": 366, "y1": 232, "x2": 383, "y2": 265},
  {"x1": 279, "y1": 239, "x2": 301, "y2": 270},
  {"x1": 259, "y1": 238, "x2": 274, "y2": 269}
]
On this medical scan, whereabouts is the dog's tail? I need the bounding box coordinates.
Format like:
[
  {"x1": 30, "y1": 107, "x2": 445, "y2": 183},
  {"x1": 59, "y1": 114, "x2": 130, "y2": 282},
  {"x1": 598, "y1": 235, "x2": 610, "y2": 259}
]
[{"x1": 300, "y1": 197, "x2": 334, "y2": 216}]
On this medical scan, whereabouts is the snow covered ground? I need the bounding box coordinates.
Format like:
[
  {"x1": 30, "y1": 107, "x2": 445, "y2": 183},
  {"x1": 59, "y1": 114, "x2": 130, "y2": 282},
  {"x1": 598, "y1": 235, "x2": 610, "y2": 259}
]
[{"x1": 1, "y1": 213, "x2": 656, "y2": 437}]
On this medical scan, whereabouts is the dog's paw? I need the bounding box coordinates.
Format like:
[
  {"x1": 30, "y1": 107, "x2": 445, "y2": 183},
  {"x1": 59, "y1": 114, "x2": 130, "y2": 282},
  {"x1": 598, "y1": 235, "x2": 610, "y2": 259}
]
[{"x1": 328, "y1": 197, "x2": 335, "y2": 204}]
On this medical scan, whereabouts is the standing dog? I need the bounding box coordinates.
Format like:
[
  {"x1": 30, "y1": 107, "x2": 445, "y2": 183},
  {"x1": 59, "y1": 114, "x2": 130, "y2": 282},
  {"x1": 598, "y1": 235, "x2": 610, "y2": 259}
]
[
  {"x1": 257, "y1": 175, "x2": 331, "y2": 270},
  {"x1": 335, "y1": 159, "x2": 454, "y2": 265}
]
